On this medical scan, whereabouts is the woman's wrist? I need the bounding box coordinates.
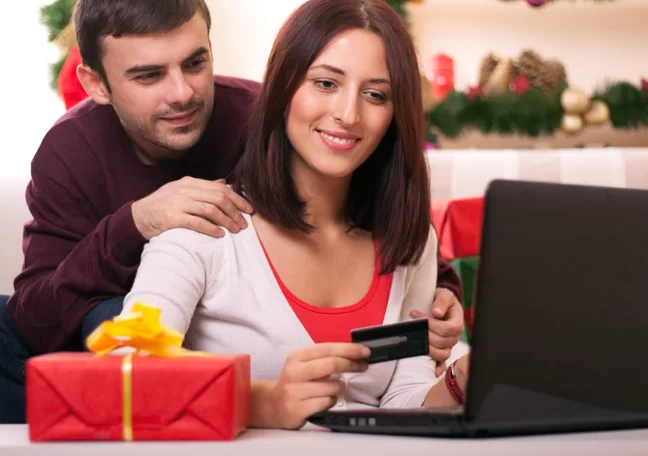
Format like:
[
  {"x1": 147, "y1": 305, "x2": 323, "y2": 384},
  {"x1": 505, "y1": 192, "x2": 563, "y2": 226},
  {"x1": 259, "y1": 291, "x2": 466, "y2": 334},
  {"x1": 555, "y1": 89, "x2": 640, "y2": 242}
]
[
  {"x1": 444, "y1": 362, "x2": 465, "y2": 405},
  {"x1": 423, "y1": 361, "x2": 468, "y2": 408},
  {"x1": 423, "y1": 377, "x2": 462, "y2": 408},
  {"x1": 249, "y1": 380, "x2": 279, "y2": 429}
]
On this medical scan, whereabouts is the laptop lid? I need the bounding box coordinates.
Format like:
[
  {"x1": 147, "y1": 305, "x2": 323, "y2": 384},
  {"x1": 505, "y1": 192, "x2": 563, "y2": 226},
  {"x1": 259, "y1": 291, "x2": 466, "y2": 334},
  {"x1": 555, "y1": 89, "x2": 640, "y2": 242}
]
[{"x1": 464, "y1": 179, "x2": 648, "y2": 434}]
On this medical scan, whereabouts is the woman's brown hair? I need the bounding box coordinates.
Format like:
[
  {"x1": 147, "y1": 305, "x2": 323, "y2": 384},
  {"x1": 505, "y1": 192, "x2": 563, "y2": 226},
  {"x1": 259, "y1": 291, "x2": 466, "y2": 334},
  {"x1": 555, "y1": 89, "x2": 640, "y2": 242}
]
[{"x1": 232, "y1": 0, "x2": 431, "y2": 274}]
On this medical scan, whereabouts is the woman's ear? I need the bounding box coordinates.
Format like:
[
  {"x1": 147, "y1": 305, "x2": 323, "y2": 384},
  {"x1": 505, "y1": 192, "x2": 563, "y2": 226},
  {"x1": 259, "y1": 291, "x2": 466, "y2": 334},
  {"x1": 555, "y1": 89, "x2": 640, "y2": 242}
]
[{"x1": 76, "y1": 64, "x2": 111, "y2": 105}]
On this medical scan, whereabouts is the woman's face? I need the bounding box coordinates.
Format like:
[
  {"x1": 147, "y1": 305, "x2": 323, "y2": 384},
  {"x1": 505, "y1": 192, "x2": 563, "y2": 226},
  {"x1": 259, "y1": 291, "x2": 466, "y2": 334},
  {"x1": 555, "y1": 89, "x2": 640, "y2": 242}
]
[{"x1": 285, "y1": 28, "x2": 394, "y2": 182}]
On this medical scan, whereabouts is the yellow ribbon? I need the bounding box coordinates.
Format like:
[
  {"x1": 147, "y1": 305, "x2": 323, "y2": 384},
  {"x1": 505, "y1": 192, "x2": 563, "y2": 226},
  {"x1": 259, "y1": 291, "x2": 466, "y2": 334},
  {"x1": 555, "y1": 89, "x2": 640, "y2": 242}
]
[
  {"x1": 86, "y1": 302, "x2": 206, "y2": 441},
  {"x1": 86, "y1": 302, "x2": 188, "y2": 357},
  {"x1": 122, "y1": 354, "x2": 133, "y2": 442}
]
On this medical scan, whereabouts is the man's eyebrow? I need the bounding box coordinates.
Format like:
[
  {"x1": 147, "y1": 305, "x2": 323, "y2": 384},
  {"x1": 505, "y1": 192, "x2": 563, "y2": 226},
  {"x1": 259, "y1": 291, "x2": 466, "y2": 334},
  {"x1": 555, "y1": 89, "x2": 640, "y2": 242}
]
[
  {"x1": 124, "y1": 47, "x2": 210, "y2": 74},
  {"x1": 125, "y1": 63, "x2": 163, "y2": 75},
  {"x1": 309, "y1": 63, "x2": 390, "y2": 84}
]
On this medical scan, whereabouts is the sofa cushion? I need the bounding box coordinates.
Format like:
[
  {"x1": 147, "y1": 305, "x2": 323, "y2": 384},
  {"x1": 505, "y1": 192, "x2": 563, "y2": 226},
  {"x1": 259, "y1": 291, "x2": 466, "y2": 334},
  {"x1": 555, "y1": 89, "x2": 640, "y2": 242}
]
[{"x1": 1, "y1": 175, "x2": 31, "y2": 294}]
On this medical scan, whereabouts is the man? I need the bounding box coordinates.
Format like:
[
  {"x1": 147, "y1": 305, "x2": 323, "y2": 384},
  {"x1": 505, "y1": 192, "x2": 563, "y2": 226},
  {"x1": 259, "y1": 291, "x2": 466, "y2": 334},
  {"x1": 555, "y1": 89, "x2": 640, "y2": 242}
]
[{"x1": 0, "y1": 0, "x2": 464, "y2": 424}]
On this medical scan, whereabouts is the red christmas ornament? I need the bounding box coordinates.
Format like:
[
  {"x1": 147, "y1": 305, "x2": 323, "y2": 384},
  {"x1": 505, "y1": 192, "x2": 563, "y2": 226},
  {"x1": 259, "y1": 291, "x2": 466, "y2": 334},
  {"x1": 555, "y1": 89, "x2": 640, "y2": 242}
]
[
  {"x1": 58, "y1": 45, "x2": 89, "y2": 110},
  {"x1": 426, "y1": 53, "x2": 455, "y2": 100},
  {"x1": 510, "y1": 74, "x2": 532, "y2": 95},
  {"x1": 468, "y1": 86, "x2": 483, "y2": 99},
  {"x1": 641, "y1": 78, "x2": 648, "y2": 92}
]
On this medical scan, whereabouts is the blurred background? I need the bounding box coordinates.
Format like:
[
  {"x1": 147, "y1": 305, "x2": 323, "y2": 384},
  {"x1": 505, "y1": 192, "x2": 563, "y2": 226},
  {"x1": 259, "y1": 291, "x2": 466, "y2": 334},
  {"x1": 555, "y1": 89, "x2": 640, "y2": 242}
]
[{"x1": 2, "y1": 0, "x2": 646, "y2": 179}]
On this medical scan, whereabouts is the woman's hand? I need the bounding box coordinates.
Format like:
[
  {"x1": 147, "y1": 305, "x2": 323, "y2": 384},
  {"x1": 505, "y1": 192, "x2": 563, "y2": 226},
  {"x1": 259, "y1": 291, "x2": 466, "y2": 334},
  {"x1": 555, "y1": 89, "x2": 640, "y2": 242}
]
[{"x1": 268, "y1": 343, "x2": 370, "y2": 430}]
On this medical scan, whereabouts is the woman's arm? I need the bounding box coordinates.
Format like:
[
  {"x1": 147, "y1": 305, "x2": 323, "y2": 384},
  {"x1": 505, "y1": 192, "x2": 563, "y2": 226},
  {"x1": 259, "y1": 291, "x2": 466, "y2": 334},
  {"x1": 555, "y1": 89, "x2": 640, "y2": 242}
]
[{"x1": 121, "y1": 227, "x2": 220, "y2": 335}]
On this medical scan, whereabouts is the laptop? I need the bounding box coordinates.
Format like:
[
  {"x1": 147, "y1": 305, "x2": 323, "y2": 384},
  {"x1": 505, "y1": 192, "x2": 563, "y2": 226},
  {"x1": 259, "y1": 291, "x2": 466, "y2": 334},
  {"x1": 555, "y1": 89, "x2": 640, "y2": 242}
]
[{"x1": 308, "y1": 179, "x2": 648, "y2": 438}]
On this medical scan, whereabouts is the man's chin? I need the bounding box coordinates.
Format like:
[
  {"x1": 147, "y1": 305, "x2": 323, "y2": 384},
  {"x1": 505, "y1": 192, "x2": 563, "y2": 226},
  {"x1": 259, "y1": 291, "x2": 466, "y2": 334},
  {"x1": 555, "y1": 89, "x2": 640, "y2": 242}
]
[{"x1": 157, "y1": 131, "x2": 203, "y2": 154}]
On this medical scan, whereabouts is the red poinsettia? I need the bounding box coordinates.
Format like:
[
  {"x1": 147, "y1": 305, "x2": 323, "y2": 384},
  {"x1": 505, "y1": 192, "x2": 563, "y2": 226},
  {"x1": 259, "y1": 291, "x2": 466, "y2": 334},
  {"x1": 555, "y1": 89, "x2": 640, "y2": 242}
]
[
  {"x1": 510, "y1": 74, "x2": 532, "y2": 95},
  {"x1": 468, "y1": 85, "x2": 483, "y2": 99}
]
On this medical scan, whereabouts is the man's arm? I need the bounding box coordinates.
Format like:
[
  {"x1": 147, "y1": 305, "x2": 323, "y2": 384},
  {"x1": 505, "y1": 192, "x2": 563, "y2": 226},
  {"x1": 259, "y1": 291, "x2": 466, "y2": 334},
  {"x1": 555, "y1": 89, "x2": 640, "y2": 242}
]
[
  {"x1": 436, "y1": 255, "x2": 463, "y2": 303},
  {"x1": 8, "y1": 157, "x2": 146, "y2": 354},
  {"x1": 9, "y1": 138, "x2": 252, "y2": 355}
]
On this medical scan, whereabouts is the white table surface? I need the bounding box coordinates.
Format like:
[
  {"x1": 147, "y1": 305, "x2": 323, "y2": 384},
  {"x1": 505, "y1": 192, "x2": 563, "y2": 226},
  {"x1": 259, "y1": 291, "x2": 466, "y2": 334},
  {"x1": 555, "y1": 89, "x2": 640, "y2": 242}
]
[{"x1": 2, "y1": 424, "x2": 648, "y2": 456}]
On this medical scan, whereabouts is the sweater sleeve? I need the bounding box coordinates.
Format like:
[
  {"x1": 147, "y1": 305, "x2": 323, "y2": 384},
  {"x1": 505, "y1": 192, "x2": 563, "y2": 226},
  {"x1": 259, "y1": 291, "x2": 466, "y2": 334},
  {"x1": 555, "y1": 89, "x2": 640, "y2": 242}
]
[
  {"x1": 380, "y1": 226, "x2": 470, "y2": 409},
  {"x1": 437, "y1": 255, "x2": 463, "y2": 304},
  {"x1": 121, "y1": 228, "x2": 218, "y2": 336},
  {"x1": 8, "y1": 154, "x2": 146, "y2": 354}
]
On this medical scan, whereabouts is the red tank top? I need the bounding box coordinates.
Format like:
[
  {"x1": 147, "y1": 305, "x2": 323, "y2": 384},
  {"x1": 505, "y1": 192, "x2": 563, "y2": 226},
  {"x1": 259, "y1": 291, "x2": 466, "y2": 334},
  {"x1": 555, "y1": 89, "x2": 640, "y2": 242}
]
[{"x1": 259, "y1": 241, "x2": 393, "y2": 343}]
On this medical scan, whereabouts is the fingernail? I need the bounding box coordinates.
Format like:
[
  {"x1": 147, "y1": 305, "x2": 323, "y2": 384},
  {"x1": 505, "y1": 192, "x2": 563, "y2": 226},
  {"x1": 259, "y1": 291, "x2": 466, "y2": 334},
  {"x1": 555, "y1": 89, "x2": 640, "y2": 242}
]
[
  {"x1": 241, "y1": 219, "x2": 248, "y2": 229},
  {"x1": 361, "y1": 346, "x2": 371, "y2": 357}
]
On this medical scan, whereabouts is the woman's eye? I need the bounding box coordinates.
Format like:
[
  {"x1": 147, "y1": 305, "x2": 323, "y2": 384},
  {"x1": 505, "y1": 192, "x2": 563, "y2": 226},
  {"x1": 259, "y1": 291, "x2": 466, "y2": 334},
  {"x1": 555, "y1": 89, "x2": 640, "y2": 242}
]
[
  {"x1": 315, "y1": 79, "x2": 336, "y2": 91},
  {"x1": 366, "y1": 91, "x2": 386, "y2": 102}
]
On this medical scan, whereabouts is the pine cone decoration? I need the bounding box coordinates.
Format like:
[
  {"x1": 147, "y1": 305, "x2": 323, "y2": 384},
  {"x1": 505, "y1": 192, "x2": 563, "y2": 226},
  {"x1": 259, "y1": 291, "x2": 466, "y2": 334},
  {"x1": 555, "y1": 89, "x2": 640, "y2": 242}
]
[
  {"x1": 517, "y1": 49, "x2": 544, "y2": 85},
  {"x1": 517, "y1": 50, "x2": 567, "y2": 97},
  {"x1": 531, "y1": 59, "x2": 567, "y2": 97},
  {"x1": 544, "y1": 59, "x2": 568, "y2": 92},
  {"x1": 478, "y1": 53, "x2": 500, "y2": 88}
]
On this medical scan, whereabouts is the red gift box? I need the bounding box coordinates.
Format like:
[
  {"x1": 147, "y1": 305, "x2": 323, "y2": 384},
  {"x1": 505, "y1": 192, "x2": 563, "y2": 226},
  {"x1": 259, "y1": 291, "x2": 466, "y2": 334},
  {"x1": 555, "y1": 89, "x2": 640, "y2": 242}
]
[
  {"x1": 27, "y1": 352, "x2": 250, "y2": 442},
  {"x1": 431, "y1": 196, "x2": 484, "y2": 260}
]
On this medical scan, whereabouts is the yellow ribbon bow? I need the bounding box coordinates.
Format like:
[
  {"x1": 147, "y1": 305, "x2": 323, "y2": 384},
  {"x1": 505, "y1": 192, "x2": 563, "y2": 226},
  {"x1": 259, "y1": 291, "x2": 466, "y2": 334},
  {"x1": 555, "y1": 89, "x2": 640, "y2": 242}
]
[
  {"x1": 85, "y1": 302, "x2": 202, "y2": 441},
  {"x1": 86, "y1": 302, "x2": 187, "y2": 356}
]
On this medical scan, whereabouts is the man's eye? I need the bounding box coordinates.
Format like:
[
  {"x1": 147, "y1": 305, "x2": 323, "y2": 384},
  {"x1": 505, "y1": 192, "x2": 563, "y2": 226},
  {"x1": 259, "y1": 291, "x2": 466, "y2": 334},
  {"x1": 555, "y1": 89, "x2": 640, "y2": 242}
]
[
  {"x1": 188, "y1": 58, "x2": 207, "y2": 70},
  {"x1": 136, "y1": 73, "x2": 160, "y2": 81}
]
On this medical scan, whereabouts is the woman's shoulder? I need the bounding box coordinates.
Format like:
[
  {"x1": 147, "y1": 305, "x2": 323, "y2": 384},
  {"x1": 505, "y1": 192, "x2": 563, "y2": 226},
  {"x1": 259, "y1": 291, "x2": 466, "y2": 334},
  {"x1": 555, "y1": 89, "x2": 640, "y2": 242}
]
[
  {"x1": 150, "y1": 227, "x2": 223, "y2": 249},
  {"x1": 147, "y1": 214, "x2": 255, "y2": 253}
]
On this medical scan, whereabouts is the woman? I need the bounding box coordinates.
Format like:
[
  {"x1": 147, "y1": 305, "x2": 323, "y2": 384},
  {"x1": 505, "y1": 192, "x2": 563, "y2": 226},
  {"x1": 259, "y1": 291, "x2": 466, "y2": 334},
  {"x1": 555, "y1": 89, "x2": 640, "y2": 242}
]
[{"x1": 121, "y1": 0, "x2": 470, "y2": 430}]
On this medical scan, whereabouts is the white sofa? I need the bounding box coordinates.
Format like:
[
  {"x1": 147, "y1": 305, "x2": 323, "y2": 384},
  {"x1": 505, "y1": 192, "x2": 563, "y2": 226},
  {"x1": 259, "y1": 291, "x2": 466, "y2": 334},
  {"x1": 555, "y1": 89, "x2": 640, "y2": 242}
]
[{"x1": 1, "y1": 175, "x2": 31, "y2": 295}]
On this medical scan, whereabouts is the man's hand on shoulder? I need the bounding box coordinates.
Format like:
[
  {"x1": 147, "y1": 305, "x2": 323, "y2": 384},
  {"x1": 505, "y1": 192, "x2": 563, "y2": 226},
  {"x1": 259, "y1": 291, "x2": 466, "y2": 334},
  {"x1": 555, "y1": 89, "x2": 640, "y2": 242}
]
[{"x1": 131, "y1": 177, "x2": 254, "y2": 240}]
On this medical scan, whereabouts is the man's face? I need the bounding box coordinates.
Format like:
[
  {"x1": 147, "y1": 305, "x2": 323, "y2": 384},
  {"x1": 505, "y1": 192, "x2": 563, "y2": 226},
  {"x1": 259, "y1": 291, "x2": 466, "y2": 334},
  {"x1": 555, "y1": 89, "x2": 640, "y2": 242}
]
[{"x1": 100, "y1": 13, "x2": 215, "y2": 163}]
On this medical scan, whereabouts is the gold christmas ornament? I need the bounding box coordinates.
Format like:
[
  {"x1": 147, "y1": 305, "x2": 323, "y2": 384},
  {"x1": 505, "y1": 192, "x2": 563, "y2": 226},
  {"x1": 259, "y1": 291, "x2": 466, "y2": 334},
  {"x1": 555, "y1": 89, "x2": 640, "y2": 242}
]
[
  {"x1": 584, "y1": 100, "x2": 610, "y2": 125},
  {"x1": 483, "y1": 58, "x2": 513, "y2": 95},
  {"x1": 561, "y1": 113, "x2": 584, "y2": 135},
  {"x1": 561, "y1": 88, "x2": 590, "y2": 115}
]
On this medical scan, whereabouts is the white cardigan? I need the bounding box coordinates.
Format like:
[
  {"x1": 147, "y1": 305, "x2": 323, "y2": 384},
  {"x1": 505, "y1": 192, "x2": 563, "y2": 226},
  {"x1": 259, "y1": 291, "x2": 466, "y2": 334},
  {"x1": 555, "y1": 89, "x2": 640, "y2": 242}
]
[{"x1": 122, "y1": 214, "x2": 469, "y2": 411}]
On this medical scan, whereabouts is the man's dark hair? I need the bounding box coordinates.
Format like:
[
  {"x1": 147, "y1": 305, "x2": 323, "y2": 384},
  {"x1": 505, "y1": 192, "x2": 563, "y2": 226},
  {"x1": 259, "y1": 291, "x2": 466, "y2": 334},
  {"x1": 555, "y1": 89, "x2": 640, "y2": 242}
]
[{"x1": 73, "y1": 0, "x2": 211, "y2": 90}]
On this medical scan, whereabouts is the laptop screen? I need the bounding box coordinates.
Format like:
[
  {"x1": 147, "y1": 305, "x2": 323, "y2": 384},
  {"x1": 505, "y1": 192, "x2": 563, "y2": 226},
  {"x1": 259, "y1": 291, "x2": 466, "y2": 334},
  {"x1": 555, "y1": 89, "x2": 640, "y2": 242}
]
[{"x1": 465, "y1": 180, "x2": 648, "y2": 431}]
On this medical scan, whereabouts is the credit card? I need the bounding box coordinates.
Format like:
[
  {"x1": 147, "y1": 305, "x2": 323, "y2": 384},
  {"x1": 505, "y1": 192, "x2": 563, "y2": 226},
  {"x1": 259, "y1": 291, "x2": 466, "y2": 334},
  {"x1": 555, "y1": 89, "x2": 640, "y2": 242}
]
[{"x1": 351, "y1": 318, "x2": 429, "y2": 364}]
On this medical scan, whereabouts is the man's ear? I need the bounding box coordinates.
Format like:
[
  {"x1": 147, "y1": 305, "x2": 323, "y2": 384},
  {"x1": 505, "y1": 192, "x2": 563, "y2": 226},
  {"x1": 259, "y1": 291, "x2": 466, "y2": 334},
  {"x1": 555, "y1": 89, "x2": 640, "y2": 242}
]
[{"x1": 76, "y1": 64, "x2": 111, "y2": 105}]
